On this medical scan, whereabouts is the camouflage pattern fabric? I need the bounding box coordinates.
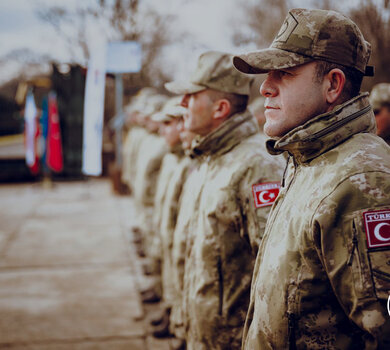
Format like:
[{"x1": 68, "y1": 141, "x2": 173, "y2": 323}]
[
  {"x1": 150, "y1": 152, "x2": 182, "y2": 273},
  {"x1": 370, "y1": 83, "x2": 390, "y2": 111},
  {"x1": 165, "y1": 51, "x2": 253, "y2": 96},
  {"x1": 181, "y1": 111, "x2": 284, "y2": 350},
  {"x1": 153, "y1": 152, "x2": 182, "y2": 240},
  {"x1": 233, "y1": 8, "x2": 372, "y2": 76},
  {"x1": 159, "y1": 155, "x2": 192, "y2": 307},
  {"x1": 133, "y1": 133, "x2": 169, "y2": 260},
  {"x1": 242, "y1": 93, "x2": 390, "y2": 349},
  {"x1": 169, "y1": 157, "x2": 203, "y2": 341},
  {"x1": 121, "y1": 126, "x2": 148, "y2": 190}
]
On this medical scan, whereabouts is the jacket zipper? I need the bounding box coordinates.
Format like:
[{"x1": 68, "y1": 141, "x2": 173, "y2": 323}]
[
  {"x1": 304, "y1": 105, "x2": 371, "y2": 142},
  {"x1": 347, "y1": 222, "x2": 358, "y2": 266},
  {"x1": 347, "y1": 221, "x2": 364, "y2": 291},
  {"x1": 217, "y1": 256, "x2": 223, "y2": 316},
  {"x1": 287, "y1": 312, "x2": 297, "y2": 350},
  {"x1": 281, "y1": 154, "x2": 291, "y2": 187}
]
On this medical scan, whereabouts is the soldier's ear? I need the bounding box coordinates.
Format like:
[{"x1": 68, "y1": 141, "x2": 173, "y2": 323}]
[
  {"x1": 213, "y1": 99, "x2": 231, "y2": 120},
  {"x1": 324, "y1": 68, "x2": 346, "y2": 105}
]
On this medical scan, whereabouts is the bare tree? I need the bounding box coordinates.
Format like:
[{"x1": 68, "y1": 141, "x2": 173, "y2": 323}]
[
  {"x1": 347, "y1": 0, "x2": 390, "y2": 90},
  {"x1": 37, "y1": 0, "x2": 182, "y2": 89},
  {"x1": 231, "y1": 0, "x2": 291, "y2": 49}
]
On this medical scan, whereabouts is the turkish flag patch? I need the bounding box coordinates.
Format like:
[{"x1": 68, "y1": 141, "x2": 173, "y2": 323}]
[
  {"x1": 363, "y1": 209, "x2": 390, "y2": 249},
  {"x1": 252, "y1": 182, "x2": 280, "y2": 208}
]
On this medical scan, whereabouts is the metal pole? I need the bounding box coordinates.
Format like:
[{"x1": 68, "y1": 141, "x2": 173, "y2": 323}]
[{"x1": 115, "y1": 73, "x2": 123, "y2": 167}]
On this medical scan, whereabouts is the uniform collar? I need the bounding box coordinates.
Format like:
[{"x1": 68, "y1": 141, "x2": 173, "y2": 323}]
[
  {"x1": 169, "y1": 144, "x2": 185, "y2": 157},
  {"x1": 191, "y1": 110, "x2": 259, "y2": 158},
  {"x1": 266, "y1": 93, "x2": 376, "y2": 164}
]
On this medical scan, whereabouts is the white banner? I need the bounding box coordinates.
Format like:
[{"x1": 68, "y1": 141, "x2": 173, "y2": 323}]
[
  {"x1": 82, "y1": 41, "x2": 142, "y2": 175},
  {"x1": 24, "y1": 91, "x2": 37, "y2": 166},
  {"x1": 82, "y1": 44, "x2": 107, "y2": 176},
  {"x1": 106, "y1": 41, "x2": 142, "y2": 73}
]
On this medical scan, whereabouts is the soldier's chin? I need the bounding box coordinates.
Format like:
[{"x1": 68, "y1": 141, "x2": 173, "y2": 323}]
[{"x1": 263, "y1": 122, "x2": 283, "y2": 139}]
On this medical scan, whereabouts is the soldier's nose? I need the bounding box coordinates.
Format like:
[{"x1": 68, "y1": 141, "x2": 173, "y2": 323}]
[
  {"x1": 260, "y1": 76, "x2": 278, "y2": 98},
  {"x1": 181, "y1": 94, "x2": 190, "y2": 108}
]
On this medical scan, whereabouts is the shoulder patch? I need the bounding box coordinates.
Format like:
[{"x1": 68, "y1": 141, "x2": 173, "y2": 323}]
[
  {"x1": 363, "y1": 209, "x2": 390, "y2": 249},
  {"x1": 252, "y1": 182, "x2": 280, "y2": 208}
]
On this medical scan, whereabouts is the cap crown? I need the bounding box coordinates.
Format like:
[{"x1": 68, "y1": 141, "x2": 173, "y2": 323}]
[
  {"x1": 191, "y1": 51, "x2": 253, "y2": 95},
  {"x1": 272, "y1": 8, "x2": 371, "y2": 74},
  {"x1": 369, "y1": 83, "x2": 390, "y2": 110}
]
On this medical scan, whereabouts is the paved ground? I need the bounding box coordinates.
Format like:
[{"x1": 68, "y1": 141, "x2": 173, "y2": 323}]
[{"x1": 0, "y1": 179, "x2": 171, "y2": 349}]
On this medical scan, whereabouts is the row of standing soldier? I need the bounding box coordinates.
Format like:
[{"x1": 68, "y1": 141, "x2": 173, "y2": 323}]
[{"x1": 121, "y1": 8, "x2": 390, "y2": 350}]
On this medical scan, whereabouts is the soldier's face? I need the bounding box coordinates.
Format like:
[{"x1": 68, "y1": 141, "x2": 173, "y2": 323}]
[
  {"x1": 374, "y1": 106, "x2": 390, "y2": 139},
  {"x1": 260, "y1": 62, "x2": 328, "y2": 137},
  {"x1": 181, "y1": 90, "x2": 215, "y2": 136}
]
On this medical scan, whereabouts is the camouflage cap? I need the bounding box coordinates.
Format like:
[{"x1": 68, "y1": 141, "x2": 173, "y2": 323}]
[
  {"x1": 165, "y1": 51, "x2": 253, "y2": 96},
  {"x1": 233, "y1": 8, "x2": 373, "y2": 76},
  {"x1": 151, "y1": 96, "x2": 186, "y2": 122},
  {"x1": 369, "y1": 83, "x2": 390, "y2": 111},
  {"x1": 143, "y1": 94, "x2": 168, "y2": 116},
  {"x1": 125, "y1": 87, "x2": 160, "y2": 115}
]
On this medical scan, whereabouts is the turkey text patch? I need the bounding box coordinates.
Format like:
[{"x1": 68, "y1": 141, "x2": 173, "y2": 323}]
[
  {"x1": 252, "y1": 182, "x2": 280, "y2": 208},
  {"x1": 363, "y1": 209, "x2": 390, "y2": 249}
]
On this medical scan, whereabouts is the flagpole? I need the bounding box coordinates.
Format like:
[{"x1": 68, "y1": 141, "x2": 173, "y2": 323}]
[{"x1": 114, "y1": 73, "x2": 124, "y2": 168}]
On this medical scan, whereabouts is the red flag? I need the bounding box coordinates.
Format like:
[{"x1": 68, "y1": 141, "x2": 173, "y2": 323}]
[{"x1": 46, "y1": 92, "x2": 63, "y2": 172}]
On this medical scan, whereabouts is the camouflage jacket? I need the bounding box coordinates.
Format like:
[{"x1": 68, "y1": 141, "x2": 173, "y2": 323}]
[
  {"x1": 121, "y1": 126, "x2": 148, "y2": 190},
  {"x1": 160, "y1": 154, "x2": 192, "y2": 305},
  {"x1": 133, "y1": 133, "x2": 168, "y2": 207},
  {"x1": 243, "y1": 94, "x2": 390, "y2": 350},
  {"x1": 170, "y1": 156, "x2": 202, "y2": 340},
  {"x1": 153, "y1": 149, "x2": 184, "y2": 235},
  {"x1": 182, "y1": 111, "x2": 284, "y2": 350}
]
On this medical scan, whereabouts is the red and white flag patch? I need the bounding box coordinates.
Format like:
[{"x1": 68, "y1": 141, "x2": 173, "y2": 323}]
[
  {"x1": 252, "y1": 182, "x2": 280, "y2": 208},
  {"x1": 363, "y1": 209, "x2": 390, "y2": 249}
]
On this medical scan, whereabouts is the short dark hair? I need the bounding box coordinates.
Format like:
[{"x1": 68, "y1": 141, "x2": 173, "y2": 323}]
[
  {"x1": 314, "y1": 61, "x2": 364, "y2": 102},
  {"x1": 208, "y1": 90, "x2": 249, "y2": 116}
]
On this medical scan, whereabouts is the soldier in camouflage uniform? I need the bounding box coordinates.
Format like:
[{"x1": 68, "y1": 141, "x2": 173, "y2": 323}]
[
  {"x1": 370, "y1": 83, "x2": 390, "y2": 144},
  {"x1": 165, "y1": 51, "x2": 284, "y2": 350},
  {"x1": 122, "y1": 88, "x2": 160, "y2": 191},
  {"x1": 131, "y1": 94, "x2": 169, "y2": 275},
  {"x1": 233, "y1": 8, "x2": 390, "y2": 349},
  {"x1": 166, "y1": 127, "x2": 197, "y2": 349},
  {"x1": 149, "y1": 99, "x2": 194, "y2": 338}
]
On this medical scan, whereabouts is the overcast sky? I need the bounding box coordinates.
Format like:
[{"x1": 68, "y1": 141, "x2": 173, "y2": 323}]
[{"x1": 0, "y1": 0, "x2": 363, "y2": 84}]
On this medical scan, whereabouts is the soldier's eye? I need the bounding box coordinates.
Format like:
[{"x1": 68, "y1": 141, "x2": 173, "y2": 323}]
[{"x1": 279, "y1": 70, "x2": 291, "y2": 77}]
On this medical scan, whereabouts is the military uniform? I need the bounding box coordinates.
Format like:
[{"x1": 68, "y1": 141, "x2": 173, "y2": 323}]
[
  {"x1": 159, "y1": 154, "x2": 191, "y2": 306},
  {"x1": 122, "y1": 126, "x2": 148, "y2": 190},
  {"x1": 370, "y1": 83, "x2": 390, "y2": 144},
  {"x1": 233, "y1": 8, "x2": 390, "y2": 349},
  {"x1": 133, "y1": 132, "x2": 169, "y2": 260},
  {"x1": 242, "y1": 94, "x2": 390, "y2": 349},
  {"x1": 182, "y1": 111, "x2": 283, "y2": 350},
  {"x1": 165, "y1": 51, "x2": 285, "y2": 348},
  {"x1": 168, "y1": 155, "x2": 200, "y2": 341}
]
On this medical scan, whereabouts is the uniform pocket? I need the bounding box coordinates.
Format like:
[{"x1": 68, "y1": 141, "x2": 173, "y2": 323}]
[
  {"x1": 367, "y1": 248, "x2": 390, "y2": 299},
  {"x1": 350, "y1": 208, "x2": 390, "y2": 301}
]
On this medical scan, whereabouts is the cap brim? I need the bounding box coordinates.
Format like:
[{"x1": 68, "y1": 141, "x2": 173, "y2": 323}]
[
  {"x1": 166, "y1": 105, "x2": 187, "y2": 118},
  {"x1": 164, "y1": 81, "x2": 206, "y2": 95},
  {"x1": 233, "y1": 48, "x2": 312, "y2": 74},
  {"x1": 151, "y1": 112, "x2": 171, "y2": 123}
]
